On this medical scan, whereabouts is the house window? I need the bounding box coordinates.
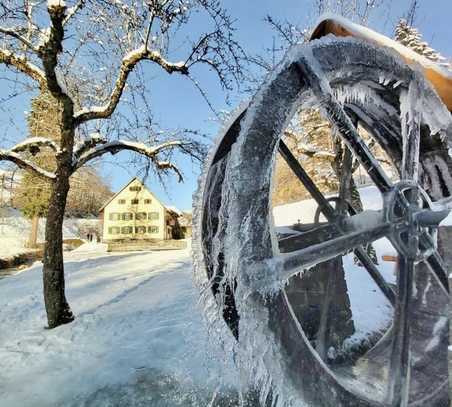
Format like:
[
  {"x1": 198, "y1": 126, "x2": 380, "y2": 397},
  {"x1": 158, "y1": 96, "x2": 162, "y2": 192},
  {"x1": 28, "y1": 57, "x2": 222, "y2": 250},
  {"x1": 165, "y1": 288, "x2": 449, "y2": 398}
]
[
  {"x1": 136, "y1": 212, "x2": 147, "y2": 221},
  {"x1": 131, "y1": 199, "x2": 139, "y2": 205},
  {"x1": 148, "y1": 212, "x2": 159, "y2": 220},
  {"x1": 144, "y1": 199, "x2": 152, "y2": 204},
  {"x1": 121, "y1": 212, "x2": 133, "y2": 221},
  {"x1": 135, "y1": 226, "x2": 146, "y2": 234},
  {"x1": 118, "y1": 199, "x2": 126, "y2": 204},
  {"x1": 108, "y1": 227, "x2": 120, "y2": 234},
  {"x1": 109, "y1": 213, "x2": 120, "y2": 221},
  {"x1": 130, "y1": 186, "x2": 141, "y2": 192},
  {"x1": 121, "y1": 226, "x2": 133, "y2": 234},
  {"x1": 148, "y1": 226, "x2": 159, "y2": 234}
]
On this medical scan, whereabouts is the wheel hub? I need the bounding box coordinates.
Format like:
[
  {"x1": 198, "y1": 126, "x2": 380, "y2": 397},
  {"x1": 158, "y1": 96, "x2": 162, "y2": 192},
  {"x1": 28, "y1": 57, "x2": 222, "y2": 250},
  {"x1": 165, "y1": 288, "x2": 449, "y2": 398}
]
[{"x1": 384, "y1": 181, "x2": 450, "y2": 260}]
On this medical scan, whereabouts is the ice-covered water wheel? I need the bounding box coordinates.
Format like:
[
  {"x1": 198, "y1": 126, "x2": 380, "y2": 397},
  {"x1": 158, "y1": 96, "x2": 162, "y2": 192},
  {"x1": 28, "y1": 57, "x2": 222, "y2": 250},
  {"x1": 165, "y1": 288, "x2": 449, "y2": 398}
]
[{"x1": 194, "y1": 38, "x2": 451, "y2": 407}]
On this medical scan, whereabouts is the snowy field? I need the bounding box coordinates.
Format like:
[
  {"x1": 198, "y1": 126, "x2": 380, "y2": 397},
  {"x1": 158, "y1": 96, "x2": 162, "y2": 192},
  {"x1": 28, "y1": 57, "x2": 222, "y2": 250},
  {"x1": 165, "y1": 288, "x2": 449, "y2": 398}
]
[{"x1": 0, "y1": 244, "x2": 253, "y2": 407}]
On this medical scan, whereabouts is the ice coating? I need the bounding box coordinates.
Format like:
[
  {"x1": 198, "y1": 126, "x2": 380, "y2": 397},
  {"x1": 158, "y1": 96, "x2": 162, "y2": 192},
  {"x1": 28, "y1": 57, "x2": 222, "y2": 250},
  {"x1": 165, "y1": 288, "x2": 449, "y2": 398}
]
[{"x1": 193, "y1": 35, "x2": 451, "y2": 406}]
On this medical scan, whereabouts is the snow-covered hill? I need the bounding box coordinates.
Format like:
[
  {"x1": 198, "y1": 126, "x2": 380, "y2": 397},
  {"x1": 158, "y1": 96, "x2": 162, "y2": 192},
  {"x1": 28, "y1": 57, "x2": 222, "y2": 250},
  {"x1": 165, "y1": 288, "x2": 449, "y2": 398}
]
[{"x1": 0, "y1": 207, "x2": 99, "y2": 258}]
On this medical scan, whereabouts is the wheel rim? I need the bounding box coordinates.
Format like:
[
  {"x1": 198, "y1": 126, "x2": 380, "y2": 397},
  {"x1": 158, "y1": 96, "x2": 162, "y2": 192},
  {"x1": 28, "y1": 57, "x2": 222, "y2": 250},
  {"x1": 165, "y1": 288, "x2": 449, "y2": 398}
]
[{"x1": 194, "y1": 37, "x2": 451, "y2": 407}]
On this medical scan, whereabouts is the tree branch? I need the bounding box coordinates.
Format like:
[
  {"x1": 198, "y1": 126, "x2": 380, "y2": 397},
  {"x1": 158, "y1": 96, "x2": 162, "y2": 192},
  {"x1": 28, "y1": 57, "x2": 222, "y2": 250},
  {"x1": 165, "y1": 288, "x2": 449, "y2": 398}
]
[
  {"x1": 11, "y1": 137, "x2": 60, "y2": 155},
  {"x1": 40, "y1": 2, "x2": 70, "y2": 100},
  {"x1": 0, "y1": 150, "x2": 56, "y2": 179},
  {"x1": 74, "y1": 45, "x2": 189, "y2": 124},
  {"x1": 0, "y1": 26, "x2": 39, "y2": 52},
  {"x1": 297, "y1": 142, "x2": 336, "y2": 161},
  {"x1": 73, "y1": 132, "x2": 107, "y2": 161},
  {"x1": 63, "y1": 0, "x2": 85, "y2": 26},
  {"x1": 72, "y1": 139, "x2": 199, "y2": 182},
  {"x1": 153, "y1": 160, "x2": 183, "y2": 182},
  {"x1": 0, "y1": 48, "x2": 45, "y2": 85}
]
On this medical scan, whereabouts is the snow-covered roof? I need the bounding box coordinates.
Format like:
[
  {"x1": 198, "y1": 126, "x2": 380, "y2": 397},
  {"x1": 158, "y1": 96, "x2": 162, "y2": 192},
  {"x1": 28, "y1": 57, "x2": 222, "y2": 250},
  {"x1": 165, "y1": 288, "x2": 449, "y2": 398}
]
[
  {"x1": 165, "y1": 206, "x2": 182, "y2": 216},
  {"x1": 99, "y1": 177, "x2": 139, "y2": 212},
  {"x1": 310, "y1": 14, "x2": 452, "y2": 111}
]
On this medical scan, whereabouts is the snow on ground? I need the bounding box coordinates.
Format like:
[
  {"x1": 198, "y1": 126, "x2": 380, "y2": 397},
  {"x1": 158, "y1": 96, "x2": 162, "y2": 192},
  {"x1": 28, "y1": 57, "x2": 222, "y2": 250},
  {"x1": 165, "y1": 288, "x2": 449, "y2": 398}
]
[
  {"x1": 273, "y1": 185, "x2": 394, "y2": 346},
  {"x1": 0, "y1": 207, "x2": 99, "y2": 258},
  {"x1": 0, "y1": 244, "x2": 250, "y2": 407},
  {"x1": 0, "y1": 186, "x2": 447, "y2": 406}
]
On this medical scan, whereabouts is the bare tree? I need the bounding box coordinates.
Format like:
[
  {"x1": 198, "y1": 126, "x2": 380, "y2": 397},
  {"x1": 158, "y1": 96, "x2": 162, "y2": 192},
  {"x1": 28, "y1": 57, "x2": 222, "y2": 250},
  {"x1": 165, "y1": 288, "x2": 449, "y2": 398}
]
[{"x1": 0, "y1": 0, "x2": 245, "y2": 328}]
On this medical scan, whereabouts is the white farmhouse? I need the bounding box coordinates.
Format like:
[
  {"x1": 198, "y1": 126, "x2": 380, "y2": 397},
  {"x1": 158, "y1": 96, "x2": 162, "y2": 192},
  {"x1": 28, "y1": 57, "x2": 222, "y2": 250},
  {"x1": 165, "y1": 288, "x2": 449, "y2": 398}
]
[{"x1": 99, "y1": 178, "x2": 179, "y2": 242}]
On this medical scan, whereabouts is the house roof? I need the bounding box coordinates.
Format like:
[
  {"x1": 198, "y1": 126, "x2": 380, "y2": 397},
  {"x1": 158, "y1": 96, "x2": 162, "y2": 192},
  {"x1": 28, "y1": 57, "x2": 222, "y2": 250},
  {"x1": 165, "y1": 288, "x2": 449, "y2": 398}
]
[
  {"x1": 99, "y1": 177, "x2": 139, "y2": 212},
  {"x1": 99, "y1": 177, "x2": 180, "y2": 216}
]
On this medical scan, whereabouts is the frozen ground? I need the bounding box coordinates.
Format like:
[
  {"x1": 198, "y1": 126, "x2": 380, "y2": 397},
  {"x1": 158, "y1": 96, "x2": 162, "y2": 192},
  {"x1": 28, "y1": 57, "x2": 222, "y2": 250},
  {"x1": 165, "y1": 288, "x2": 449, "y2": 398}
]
[{"x1": 0, "y1": 244, "x2": 256, "y2": 407}]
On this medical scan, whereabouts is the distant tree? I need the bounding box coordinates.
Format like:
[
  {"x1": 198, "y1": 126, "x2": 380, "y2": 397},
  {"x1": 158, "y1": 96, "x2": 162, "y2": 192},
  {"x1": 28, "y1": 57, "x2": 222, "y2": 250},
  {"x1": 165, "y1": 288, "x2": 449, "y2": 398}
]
[
  {"x1": 0, "y1": 0, "x2": 244, "y2": 328},
  {"x1": 14, "y1": 90, "x2": 112, "y2": 247},
  {"x1": 14, "y1": 90, "x2": 59, "y2": 247},
  {"x1": 66, "y1": 168, "x2": 113, "y2": 217},
  {"x1": 395, "y1": 19, "x2": 449, "y2": 67}
]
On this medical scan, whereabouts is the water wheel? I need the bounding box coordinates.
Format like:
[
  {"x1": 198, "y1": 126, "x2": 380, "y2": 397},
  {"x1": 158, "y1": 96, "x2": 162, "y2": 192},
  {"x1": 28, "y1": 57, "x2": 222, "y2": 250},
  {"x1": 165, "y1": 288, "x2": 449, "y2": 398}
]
[{"x1": 193, "y1": 37, "x2": 451, "y2": 407}]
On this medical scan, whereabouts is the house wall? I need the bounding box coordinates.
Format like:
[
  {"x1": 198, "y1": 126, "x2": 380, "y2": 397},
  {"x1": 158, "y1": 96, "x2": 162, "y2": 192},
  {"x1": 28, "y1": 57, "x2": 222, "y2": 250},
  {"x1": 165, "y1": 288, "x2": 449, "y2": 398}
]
[{"x1": 102, "y1": 179, "x2": 167, "y2": 241}]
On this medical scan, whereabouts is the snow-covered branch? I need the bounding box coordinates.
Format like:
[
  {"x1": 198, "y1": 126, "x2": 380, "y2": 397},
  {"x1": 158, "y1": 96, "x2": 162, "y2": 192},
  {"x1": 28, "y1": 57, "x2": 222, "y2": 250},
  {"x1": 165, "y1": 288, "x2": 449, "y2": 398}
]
[
  {"x1": 63, "y1": 0, "x2": 85, "y2": 26},
  {"x1": 297, "y1": 142, "x2": 336, "y2": 161},
  {"x1": 73, "y1": 133, "x2": 107, "y2": 161},
  {"x1": 73, "y1": 139, "x2": 198, "y2": 181},
  {"x1": 40, "y1": 0, "x2": 72, "y2": 108},
  {"x1": 74, "y1": 45, "x2": 189, "y2": 124},
  {"x1": 153, "y1": 160, "x2": 183, "y2": 182},
  {"x1": 0, "y1": 150, "x2": 56, "y2": 179},
  {"x1": 11, "y1": 137, "x2": 60, "y2": 155},
  {"x1": 0, "y1": 26, "x2": 39, "y2": 52},
  {"x1": 0, "y1": 48, "x2": 45, "y2": 85}
]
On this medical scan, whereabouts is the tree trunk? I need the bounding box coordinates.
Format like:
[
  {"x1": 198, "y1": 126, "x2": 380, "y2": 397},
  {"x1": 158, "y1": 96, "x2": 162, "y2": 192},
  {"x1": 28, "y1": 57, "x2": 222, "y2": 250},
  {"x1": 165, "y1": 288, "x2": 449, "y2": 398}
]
[
  {"x1": 27, "y1": 215, "x2": 39, "y2": 248},
  {"x1": 42, "y1": 165, "x2": 74, "y2": 328}
]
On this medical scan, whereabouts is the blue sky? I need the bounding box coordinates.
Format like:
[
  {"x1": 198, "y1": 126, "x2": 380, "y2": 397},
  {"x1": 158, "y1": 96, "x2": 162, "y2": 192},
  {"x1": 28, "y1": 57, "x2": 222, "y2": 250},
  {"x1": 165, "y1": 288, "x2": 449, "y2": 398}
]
[
  {"x1": 123, "y1": 0, "x2": 452, "y2": 211},
  {"x1": 1, "y1": 0, "x2": 451, "y2": 212}
]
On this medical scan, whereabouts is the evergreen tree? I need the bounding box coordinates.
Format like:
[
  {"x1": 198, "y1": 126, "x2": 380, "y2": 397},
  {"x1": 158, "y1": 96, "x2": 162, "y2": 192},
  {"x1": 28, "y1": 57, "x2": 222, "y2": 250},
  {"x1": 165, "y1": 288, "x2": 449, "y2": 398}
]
[
  {"x1": 14, "y1": 90, "x2": 113, "y2": 247},
  {"x1": 395, "y1": 19, "x2": 449, "y2": 68},
  {"x1": 13, "y1": 90, "x2": 60, "y2": 247}
]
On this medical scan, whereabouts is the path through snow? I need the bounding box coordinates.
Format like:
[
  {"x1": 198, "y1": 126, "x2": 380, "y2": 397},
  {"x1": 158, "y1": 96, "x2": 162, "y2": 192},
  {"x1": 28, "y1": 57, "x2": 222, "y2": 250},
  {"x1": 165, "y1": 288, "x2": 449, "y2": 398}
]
[{"x1": 0, "y1": 245, "x2": 256, "y2": 407}]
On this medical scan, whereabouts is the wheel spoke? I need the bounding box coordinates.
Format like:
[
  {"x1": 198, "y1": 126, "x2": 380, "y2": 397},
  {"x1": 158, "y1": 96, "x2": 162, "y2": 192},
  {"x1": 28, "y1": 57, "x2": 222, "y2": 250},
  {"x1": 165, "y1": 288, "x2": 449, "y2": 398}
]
[
  {"x1": 421, "y1": 238, "x2": 450, "y2": 294},
  {"x1": 251, "y1": 214, "x2": 395, "y2": 294},
  {"x1": 278, "y1": 223, "x2": 341, "y2": 253},
  {"x1": 353, "y1": 246, "x2": 397, "y2": 305},
  {"x1": 280, "y1": 220, "x2": 390, "y2": 276},
  {"x1": 387, "y1": 256, "x2": 416, "y2": 406},
  {"x1": 295, "y1": 58, "x2": 393, "y2": 193},
  {"x1": 278, "y1": 140, "x2": 397, "y2": 304},
  {"x1": 387, "y1": 89, "x2": 421, "y2": 406},
  {"x1": 278, "y1": 140, "x2": 335, "y2": 219}
]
